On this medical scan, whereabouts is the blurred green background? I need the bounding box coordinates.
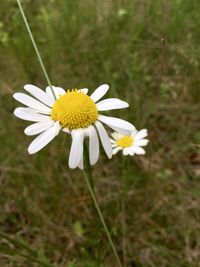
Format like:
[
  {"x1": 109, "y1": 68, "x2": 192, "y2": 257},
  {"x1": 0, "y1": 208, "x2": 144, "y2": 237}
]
[{"x1": 0, "y1": 0, "x2": 200, "y2": 266}]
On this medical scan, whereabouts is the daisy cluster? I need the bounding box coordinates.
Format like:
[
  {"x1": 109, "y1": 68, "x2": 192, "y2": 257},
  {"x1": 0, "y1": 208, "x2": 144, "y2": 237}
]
[{"x1": 13, "y1": 84, "x2": 148, "y2": 168}]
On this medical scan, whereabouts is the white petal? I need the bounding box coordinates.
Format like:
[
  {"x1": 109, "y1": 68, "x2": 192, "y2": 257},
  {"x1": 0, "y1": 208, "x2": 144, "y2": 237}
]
[
  {"x1": 28, "y1": 122, "x2": 60, "y2": 154},
  {"x1": 112, "y1": 144, "x2": 118, "y2": 148},
  {"x1": 54, "y1": 120, "x2": 62, "y2": 135},
  {"x1": 134, "y1": 139, "x2": 149, "y2": 147},
  {"x1": 78, "y1": 156, "x2": 84, "y2": 169},
  {"x1": 13, "y1": 93, "x2": 51, "y2": 114},
  {"x1": 111, "y1": 132, "x2": 124, "y2": 140},
  {"x1": 112, "y1": 146, "x2": 121, "y2": 155},
  {"x1": 132, "y1": 146, "x2": 146, "y2": 155},
  {"x1": 24, "y1": 120, "x2": 54, "y2": 136},
  {"x1": 87, "y1": 126, "x2": 99, "y2": 165},
  {"x1": 69, "y1": 129, "x2": 84, "y2": 169},
  {"x1": 95, "y1": 121, "x2": 112, "y2": 159},
  {"x1": 123, "y1": 148, "x2": 130, "y2": 156},
  {"x1": 24, "y1": 107, "x2": 50, "y2": 115},
  {"x1": 90, "y1": 84, "x2": 109, "y2": 102},
  {"x1": 98, "y1": 115, "x2": 135, "y2": 134},
  {"x1": 62, "y1": 128, "x2": 69, "y2": 133},
  {"x1": 131, "y1": 129, "x2": 137, "y2": 136},
  {"x1": 78, "y1": 88, "x2": 88, "y2": 94},
  {"x1": 128, "y1": 147, "x2": 135, "y2": 156},
  {"x1": 16, "y1": 106, "x2": 50, "y2": 115},
  {"x1": 134, "y1": 129, "x2": 148, "y2": 140},
  {"x1": 24, "y1": 84, "x2": 55, "y2": 107},
  {"x1": 14, "y1": 107, "x2": 51, "y2": 122},
  {"x1": 46, "y1": 86, "x2": 66, "y2": 100},
  {"x1": 96, "y1": 98, "x2": 129, "y2": 111},
  {"x1": 110, "y1": 126, "x2": 132, "y2": 136}
]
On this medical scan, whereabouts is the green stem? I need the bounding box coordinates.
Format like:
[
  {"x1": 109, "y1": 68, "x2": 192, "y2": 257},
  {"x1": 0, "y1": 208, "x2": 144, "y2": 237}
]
[
  {"x1": 121, "y1": 157, "x2": 128, "y2": 267},
  {"x1": 83, "y1": 143, "x2": 94, "y2": 191},
  {"x1": 16, "y1": 0, "x2": 56, "y2": 100},
  {"x1": 82, "y1": 167, "x2": 123, "y2": 267}
]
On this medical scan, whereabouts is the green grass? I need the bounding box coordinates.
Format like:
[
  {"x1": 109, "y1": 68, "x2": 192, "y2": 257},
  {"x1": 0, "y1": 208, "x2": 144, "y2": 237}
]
[{"x1": 0, "y1": 0, "x2": 200, "y2": 266}]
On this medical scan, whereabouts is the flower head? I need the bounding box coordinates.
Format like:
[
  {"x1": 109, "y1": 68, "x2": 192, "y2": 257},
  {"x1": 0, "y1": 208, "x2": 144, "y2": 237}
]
[
  {"x1": 13, "y1": 84, "x2": 135, "y2": 168},
  {"x1": 110, "y1": 129, "x2": 149, "y2": 156}
]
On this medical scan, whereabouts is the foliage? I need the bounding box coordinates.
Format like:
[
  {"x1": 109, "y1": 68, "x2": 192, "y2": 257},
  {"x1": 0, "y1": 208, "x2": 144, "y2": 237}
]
[{"x1": 0, "y1": 0, "x2": 200, "y2": 266}]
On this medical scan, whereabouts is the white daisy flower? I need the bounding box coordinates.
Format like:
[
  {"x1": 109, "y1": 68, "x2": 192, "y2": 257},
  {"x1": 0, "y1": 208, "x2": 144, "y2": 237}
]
[
  {"x1": 13, "y1": 84, "x2": 135, "y2": 169},
  {"x1": 110, "y1": 129, "x2": 149, "y2": 156}
]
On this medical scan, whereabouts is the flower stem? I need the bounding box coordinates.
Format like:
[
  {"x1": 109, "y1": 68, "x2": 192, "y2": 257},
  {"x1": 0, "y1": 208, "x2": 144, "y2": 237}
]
[
  {"x1": 16, "y1": 0, "x2": 56, "y2": 100},
  {"x1": 82, "y1": 162, "x2": 123, "y2": 267},
  {"x1": 121, "y1": 157, "x2": 128, "y2": 267},
  {"x1": 83, "y1": 143, "x2": 94, "y2": 191}
]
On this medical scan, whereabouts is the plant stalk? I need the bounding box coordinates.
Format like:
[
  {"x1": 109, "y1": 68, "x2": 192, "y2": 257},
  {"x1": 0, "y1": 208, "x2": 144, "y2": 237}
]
[
  {"x1": 82, "y1": 156, "x2": 123, "y2": 267},
  {"x1": 16, "y1": 0, "x2": 56, "y2": 100}
]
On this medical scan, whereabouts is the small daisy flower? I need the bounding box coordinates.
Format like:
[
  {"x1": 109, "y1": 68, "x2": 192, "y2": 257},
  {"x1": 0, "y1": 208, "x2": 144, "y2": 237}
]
[
  {"x1": 13, "y1": 84, "x2": 135, "y2": 168},
  {"x1": 110, "y1": 129, "x2": 149, "y2": 156}
]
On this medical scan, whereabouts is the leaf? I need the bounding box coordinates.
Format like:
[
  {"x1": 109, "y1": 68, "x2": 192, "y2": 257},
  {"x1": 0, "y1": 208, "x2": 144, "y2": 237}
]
[{"x1": 74, "y1": 221, "x2": 84, "y2": 238}]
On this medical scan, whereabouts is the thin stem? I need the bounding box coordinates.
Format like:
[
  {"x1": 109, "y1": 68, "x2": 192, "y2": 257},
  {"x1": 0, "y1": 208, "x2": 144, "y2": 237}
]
[
  {"x1": 121, "y1": 157, "x2": 128, "y2": 267},
  {"x1": 82, "y1": 169, "x2": 123, "y2": 267},
  {"x1": 122, "y1": 199, "x2": 127, "y2": 267},
  {"x1": 83, "y1": 143, "x2": 94, "y2": 191},
  {"x1": 16, "y1": 0, "x2": 56, "y2": 100}
]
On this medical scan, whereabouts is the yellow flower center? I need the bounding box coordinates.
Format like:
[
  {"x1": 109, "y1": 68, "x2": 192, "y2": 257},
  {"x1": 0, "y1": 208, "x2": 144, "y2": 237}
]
[
  {"x1": 51, "y1": 90, "x2": 98, "y2": 129},
  {"x1": 117, "y1": 136, "x2": 133, "y2": 148}
]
